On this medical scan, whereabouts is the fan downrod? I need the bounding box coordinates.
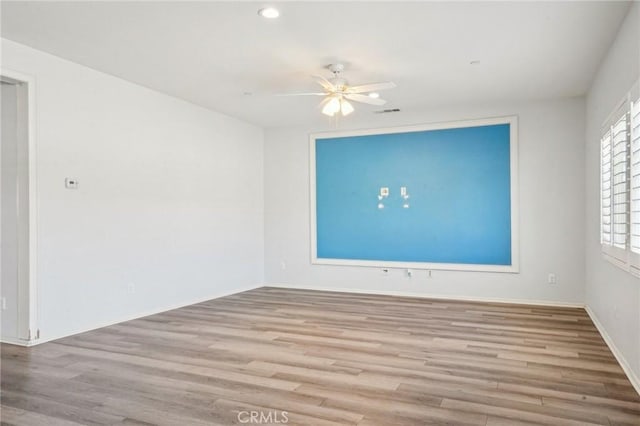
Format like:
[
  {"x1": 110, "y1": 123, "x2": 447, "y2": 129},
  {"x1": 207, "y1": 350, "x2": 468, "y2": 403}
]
[{"x1": 327, "y1": 63, "x2": 347, "y2": 90}]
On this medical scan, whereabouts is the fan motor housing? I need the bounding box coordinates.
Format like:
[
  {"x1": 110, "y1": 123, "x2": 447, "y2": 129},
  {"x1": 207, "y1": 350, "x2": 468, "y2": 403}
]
[
  {"x1": 328, "y1": 63, "x2": 345, "y2": 74},
  {"x1": 330, "y1": 77, "x2": 348, "y2": 92}
]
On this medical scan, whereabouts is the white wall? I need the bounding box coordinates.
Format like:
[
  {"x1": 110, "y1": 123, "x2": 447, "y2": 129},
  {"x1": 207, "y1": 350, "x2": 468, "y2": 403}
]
[
  {"x1": 1, "y1": 39, "x2": 264, "y2": 342},
  {"x1": 265, "y1": 97, "x2": 585, "y2": 306},
  {"x1": 584, "y1": 3, "x2": 640, "y2": 388}
]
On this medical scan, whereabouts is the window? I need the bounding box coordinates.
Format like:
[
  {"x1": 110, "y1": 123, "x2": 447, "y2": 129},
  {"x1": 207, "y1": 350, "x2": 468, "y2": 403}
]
[{"x1": 600, "y1": 81, "x2": 640, "y2": 276}]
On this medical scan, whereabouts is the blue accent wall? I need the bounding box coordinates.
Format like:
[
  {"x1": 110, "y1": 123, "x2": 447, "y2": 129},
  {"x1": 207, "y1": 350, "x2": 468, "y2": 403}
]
[{"x1": 315, "y1": 123, "x2": 512, "y2": 265}]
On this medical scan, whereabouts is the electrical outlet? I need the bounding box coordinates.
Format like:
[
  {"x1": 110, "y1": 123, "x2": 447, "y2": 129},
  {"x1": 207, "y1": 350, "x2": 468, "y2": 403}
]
[
  {"x1": 127, "y1": 283, "x2": 136, "y2": 294},
  {"x1": 548, "y1": 273, "x2": 557, "y2": 285},
  {"x1": 280, "y1": 261, "x2": 286, "y2": 271}
]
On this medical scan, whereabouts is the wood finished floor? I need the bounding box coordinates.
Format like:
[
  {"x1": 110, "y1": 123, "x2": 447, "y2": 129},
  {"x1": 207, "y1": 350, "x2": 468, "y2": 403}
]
[{"x1": 1, "y1": 287, "x2": 639, "y2": 426}]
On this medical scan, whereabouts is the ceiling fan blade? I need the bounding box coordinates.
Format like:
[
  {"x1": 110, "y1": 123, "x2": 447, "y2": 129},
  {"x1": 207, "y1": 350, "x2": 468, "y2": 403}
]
[
  {"x1": 344, "y1": 93, "x2": 387, "y2": 106},
  {"x1": 347, "y1": 81, "x2": 396, "y2": 94},
  {"x1": 312, "y1": 75, "x2": 336, "y2": 91},
  {"x1": 276, "y1": 92, "x2": 327, "y2": 96}
]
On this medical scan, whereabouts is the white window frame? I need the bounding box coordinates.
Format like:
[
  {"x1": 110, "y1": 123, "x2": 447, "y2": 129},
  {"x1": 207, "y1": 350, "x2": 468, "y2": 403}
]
[
  {"x1": 601, "y1": 80, "x2": 640, "y2": 278},
  {"x1": 629, "y1": 82, "x2": 640, "y2": 274}
]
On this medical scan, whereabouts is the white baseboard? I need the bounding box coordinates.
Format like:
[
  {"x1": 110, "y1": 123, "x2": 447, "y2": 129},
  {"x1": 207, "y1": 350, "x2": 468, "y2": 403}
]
[
  {"x1": 0, "y1": 335, "x2": 37, "y2": 347},
  {"x1": 14, "y1": 283, "x2": 262, "y2": 346},
  {"x1": 585, "y1": 305, "x2": 640, "y2": 396},
  {"x1": 265, "y1": 283, "x2": 585, "y2": 308}
]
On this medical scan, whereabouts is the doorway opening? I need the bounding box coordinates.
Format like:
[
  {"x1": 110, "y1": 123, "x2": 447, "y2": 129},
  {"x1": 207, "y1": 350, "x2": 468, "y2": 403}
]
[{"x1": 1, "y1": 72, "x2": 37, "y2": 344}]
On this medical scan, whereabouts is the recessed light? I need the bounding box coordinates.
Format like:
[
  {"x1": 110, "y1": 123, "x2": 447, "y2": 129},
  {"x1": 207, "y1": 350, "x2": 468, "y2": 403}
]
[
  {"x1": 258, "y1": 7, "x2": 279, "y2": 19},
  {"x1": 368, "y1": 92, "x2": 380, "y2": 99}
]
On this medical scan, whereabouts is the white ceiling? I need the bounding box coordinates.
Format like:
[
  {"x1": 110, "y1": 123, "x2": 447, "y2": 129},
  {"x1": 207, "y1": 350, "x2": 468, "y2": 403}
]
[{"x1": 1, "y1": 1, "x2": 631, "y2": 128}]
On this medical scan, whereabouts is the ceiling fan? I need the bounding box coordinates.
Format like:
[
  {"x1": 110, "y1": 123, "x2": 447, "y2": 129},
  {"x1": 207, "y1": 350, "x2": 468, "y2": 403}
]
[{"x1": 281, "y1": 63, "x2": 396, "y2": 117}]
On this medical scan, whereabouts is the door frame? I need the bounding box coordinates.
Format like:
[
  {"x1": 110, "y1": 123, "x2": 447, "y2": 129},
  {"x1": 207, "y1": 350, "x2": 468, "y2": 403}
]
[{"x1": 1, "y1": 68, "x2": 38, "y2": 345}]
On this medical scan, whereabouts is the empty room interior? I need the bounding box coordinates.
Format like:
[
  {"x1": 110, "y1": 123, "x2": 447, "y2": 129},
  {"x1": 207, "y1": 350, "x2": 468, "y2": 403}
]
[{"x1": 1, "y1": 1, "x2": 640, "y2": 425}]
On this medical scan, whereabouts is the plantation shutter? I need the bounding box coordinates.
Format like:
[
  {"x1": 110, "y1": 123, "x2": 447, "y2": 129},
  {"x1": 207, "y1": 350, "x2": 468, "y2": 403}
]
[
  {"x1": 602, "y1": 100, "x2": 630, "y2": 264},
  {"x1": 611, "y1": 113, "x2": 628, "y2": 251},
  {"x1": 600, "y1": 80, "x2": 640, "y2": 275},
  {"x1": 601, "y1": 129, "x2": 613, "y2": 246}
]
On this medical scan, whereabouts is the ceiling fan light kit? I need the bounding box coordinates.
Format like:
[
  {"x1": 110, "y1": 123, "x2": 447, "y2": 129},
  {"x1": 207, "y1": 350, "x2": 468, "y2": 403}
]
[
  {"x1": 283, "y1": 63, "x2": 396, "y2": 118},
  {"x1": 340, "y1": 98, "x2": 354, "y2": 116},
  {"x1": 322, "y1": 96, "x2": 340, "y2": 116},
  {"x1": 321, "y1": 96, "x2": 354, "y2": 117}
]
